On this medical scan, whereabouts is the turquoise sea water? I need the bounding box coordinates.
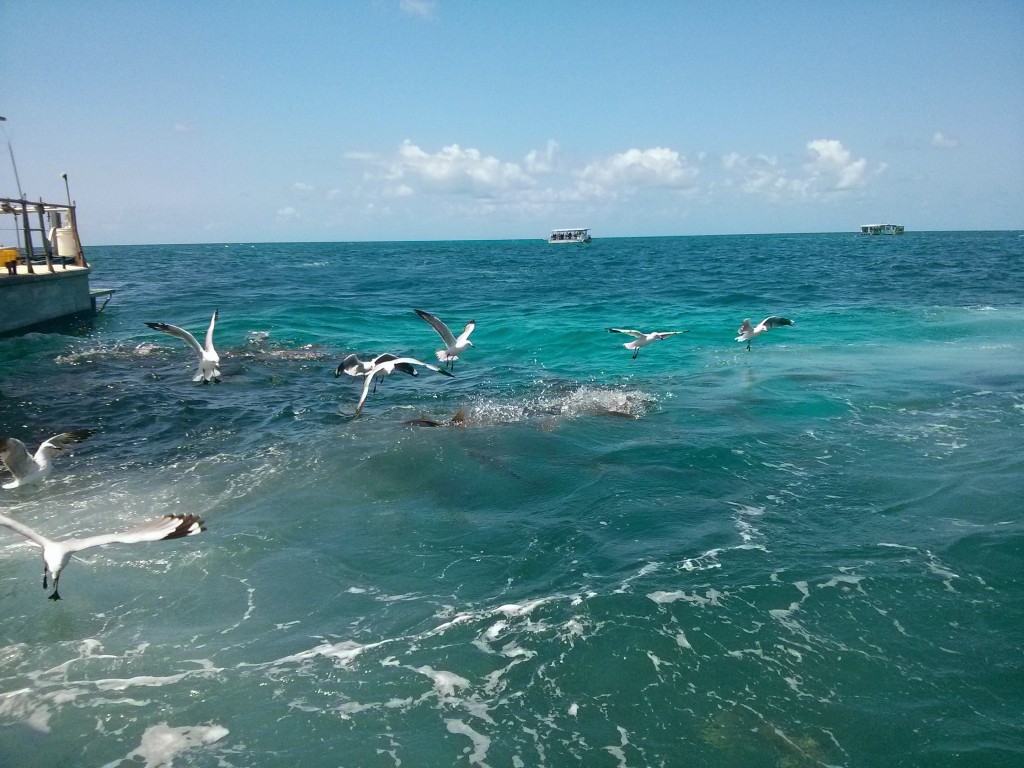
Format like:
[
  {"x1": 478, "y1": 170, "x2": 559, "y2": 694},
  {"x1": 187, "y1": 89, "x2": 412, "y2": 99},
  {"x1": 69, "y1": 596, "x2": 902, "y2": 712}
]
[{"x1": 0, "y1": 232, "x2": 1022, "y2": 767}]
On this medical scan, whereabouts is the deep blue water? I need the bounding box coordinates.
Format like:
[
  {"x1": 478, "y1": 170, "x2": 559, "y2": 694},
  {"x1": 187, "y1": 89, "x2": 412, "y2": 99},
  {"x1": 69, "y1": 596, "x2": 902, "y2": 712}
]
[{"x1": 1, "y1": 232, "x2": 1022, "y2": 767}]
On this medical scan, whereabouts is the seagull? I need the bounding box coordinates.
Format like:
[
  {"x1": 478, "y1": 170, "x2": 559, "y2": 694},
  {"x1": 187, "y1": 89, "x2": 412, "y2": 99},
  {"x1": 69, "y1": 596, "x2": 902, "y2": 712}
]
[
  {"x1": 1, "y1": 430, "x2": 97, "y2": 490},
  {"x1": 606, "y1": 328, "x2": 690, "y2": 359},
  {"x1": 355, "y1": 357, "x2": 454, "y2": 415},
  {"x1": 145, "y1": 310, "x2": 221, "y2": 383},
  {"x1": 415, "y1": 309, "x2": 475, "y2": 369},
  {"x1": 0, "y1": 511, "x2": 206, "y2": 600},
  {"x1": 335, "y1": 353, "x2": 418, "y2": 381},
  {"x1": 735, "y1": 316, "x2": 795, "y2": 351}
]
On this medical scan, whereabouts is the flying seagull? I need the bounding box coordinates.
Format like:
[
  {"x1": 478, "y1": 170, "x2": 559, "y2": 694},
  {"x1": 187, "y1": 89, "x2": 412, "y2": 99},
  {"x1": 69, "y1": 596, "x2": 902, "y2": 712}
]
[
  {"x1": 606, "y1": 328, "x2": 690, "y2": 359},
  {"x1": 145, "y1": 310, "x2": 221, "y2": 382},
  {"x1": 1, "y1": 430, "x2": 97, "y2": 490},
  {"x1": 354, "y1": 356, "x2": 454, "y2": 415},
  {"x1": 414, "y1": 309, "x2": 475, "y2": 369},
  {"x1": 335, "y1": 352, "x2": 418, "y2": 381},
  {"x1": 0, "y1": 511, "x2": 206, "y2": 600},
  {"x1": 735, "y1": 316, "x2": 795, "y2": 351}
]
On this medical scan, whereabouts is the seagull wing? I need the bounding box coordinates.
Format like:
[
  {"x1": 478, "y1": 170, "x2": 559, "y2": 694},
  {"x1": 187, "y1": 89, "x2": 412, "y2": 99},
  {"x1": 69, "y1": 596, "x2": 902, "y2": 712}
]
[
  {"x1": 607, "y1": 328, "x2": 644, "y2": 338},
  {"x1": 146, "y1": 322, "x2": 204, "y2": 358},
  {"x1": 384, "y1": 357, "x2": 455, "y2": 378},
  {"x1": 653, "y1": 330, "x2": 689, "y2": 339},
  {"x1": 336, "y1": 354, "x2": 361, "y2": 378},
  {"x1": 0, "y1": 512, "x2": 50, "y2": 549},
  {"x1": 204, "y1": 310, "x2": 219, "y2": 353},
  {"x1": 0, "y1": 438, "x2": 37, "y2": 481},
  {"x1": 355, "y1": 368, "x2": 378, "y2": 414},
  {"x1": 761, "y1": 316, "x2": 794, "y2": 329},
  {"x1": 373, "y1": 353, "x2": 418, "y2": 377},
  {"x1": 455, "y1": 321, "x2": 476, "y2": 345},
  {"x1": 64, "y1": 513, "x2": 206, "y2": 553},
  {"x1": 34, "y1": 429, "x2": 97, "y2": 462},
  {"x1": 415, "y1": 309, "x2": 457, "y2": 347}
]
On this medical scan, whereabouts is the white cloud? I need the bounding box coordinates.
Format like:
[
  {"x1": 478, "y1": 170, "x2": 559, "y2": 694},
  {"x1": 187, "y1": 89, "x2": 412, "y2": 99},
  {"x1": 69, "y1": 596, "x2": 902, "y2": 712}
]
[
  {"x1": 399, "y1": 0, "x2": 436, "y2": 18},
  {"x1": 384, "y1": 140, "x2": 533, "y2": 193},
  {"x1": 723, "y1": 139, "x2": 878, "y2": 201},
  {"x1": 388, "y1": 184, "x2": 414, "y2": 198},
  {"x1": 805, "y1": 139, "x2": 868, "y2": 190},
  {"x1": 720, "y1": 152, "x2": 808, "y2": 198},
  {"x1": 931, "y1": 131, "x2": 959, "y2": 149},
  {"x1": 342, "y1": 136, "x2": 885, "y2": 228},
  {"x1": 276, "y1": 206, "x2": 298, "y2": 219},
  {"x1": 579, "y1": 147, "x2": 698, "y2": 191},
  {"x1": 524, "y1": 140, "x2": 560, "y2": 174}
]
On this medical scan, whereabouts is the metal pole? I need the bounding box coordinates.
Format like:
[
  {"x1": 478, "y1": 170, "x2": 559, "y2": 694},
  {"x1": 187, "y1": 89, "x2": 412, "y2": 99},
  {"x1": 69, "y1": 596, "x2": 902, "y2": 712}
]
[
  {"x1": 36, "y1": 201, "x2": 55, "y2": 273},
  {"x1": 0, "y1": 116, "x2": 25, "y2": 200},
  {"x1": 19, "y1": 199, "x2": 34, "y2": 274}
]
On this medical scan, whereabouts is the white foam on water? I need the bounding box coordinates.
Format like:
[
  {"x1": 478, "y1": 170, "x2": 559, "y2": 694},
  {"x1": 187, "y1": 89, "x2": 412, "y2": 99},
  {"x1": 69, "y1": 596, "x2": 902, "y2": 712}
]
[
  {"x1": 678, "y1": 549, "x2": 723, "y2": 572},
  {"x1": 100, "y1": 721, "x2": 228, "y2": 768},
  {"x1": 647, "y1": 589, "x2": 723, "y2": 606},
  {"x1": 924, "y1": 551, "x2": 961, "y2": 592},
  {"x1": 725, "y1": 502, "x2": 768, "y2": 545},
  {"x1": 604, "y1": 725, "x2": 633, "y2": 768},
  {"x1": 2, "y1": 652, "x2": 222, "y2": 734},
  {"x1": 446, "y1": 718, "x2": 492, "y2": 767},
  {"x1": 464, "y1": 384, "x2": 656, "y2": 426}
]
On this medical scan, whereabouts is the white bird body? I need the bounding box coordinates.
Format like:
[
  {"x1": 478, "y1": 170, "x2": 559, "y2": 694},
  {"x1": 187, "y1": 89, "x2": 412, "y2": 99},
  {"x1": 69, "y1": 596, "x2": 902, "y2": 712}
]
[
  {"x1": 607, "y1": 328, "x2": 689, "y2": 359},
  {"x1": 355, "y1": 356, "x2": 454, "y2": 415},
  {"x1": 415, "y1": 309, "x2": 475, "y2": 368},
  {"x1": 335, "y1": 352, "x2": 418, "y2": 380},
  {"x1": 0, "y1": 511, "x2": 205, "y2": 600},
  {"x1": 1, "y1": 430, "x2": 96, "y2": 490},
  {"x1": 736, "y1": 316, "x2": 795, "y2": 350},
  {"x1": 145, "y1": 310, "x2": 221, "y2": 382}
]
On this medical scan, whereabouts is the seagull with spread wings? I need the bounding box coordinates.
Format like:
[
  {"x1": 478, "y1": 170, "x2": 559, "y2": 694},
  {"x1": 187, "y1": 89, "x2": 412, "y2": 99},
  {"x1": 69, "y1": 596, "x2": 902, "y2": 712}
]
[
  {"x1": 414, "y1": 309, "x2": 475, "y2": 369},
  {"x1": 335, "y1": 352, "x2": 418, "y2": 381},
  {"x1": 1, "y1": 430, "x2": 97, "y2": 490},
  {"x1": 606, "y1": 328, "x2": 690, "y2": 359},
  {"x1": 735, "y1": 316, "x2": 795, "y2": 351},
  {"x1": 0, "y1": 511, "x2": 206, "y2": 600},
  {"x1": 145, "y1": 310, "x2": 221, "y2": 382}
]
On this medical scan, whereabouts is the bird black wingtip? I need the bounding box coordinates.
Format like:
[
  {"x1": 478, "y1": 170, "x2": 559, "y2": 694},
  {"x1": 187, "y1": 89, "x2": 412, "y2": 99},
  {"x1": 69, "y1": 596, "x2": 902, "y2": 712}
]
[{"x1": 164, "y1": 513, "x2": 207, "y2": 539}]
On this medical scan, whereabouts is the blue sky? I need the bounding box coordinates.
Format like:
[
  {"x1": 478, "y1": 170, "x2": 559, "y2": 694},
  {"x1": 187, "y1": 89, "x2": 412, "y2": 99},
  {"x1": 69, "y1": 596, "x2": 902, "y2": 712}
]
[{"x1": 2, "y1": 1, "x2": 1021, "y2": 244}]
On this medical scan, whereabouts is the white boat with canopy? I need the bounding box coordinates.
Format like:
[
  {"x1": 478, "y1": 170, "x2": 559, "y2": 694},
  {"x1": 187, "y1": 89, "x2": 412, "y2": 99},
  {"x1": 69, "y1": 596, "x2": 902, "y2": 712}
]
[
  {"x1": 860, "y1": 223, "x2": 905, "y2": 235},
  {"x1": 548, "y1": 228, "x2": 592, "y2": 243}
]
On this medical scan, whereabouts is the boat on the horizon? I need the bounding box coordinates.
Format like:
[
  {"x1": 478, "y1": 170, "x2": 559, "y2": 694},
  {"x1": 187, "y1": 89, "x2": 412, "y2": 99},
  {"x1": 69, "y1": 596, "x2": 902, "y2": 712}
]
[
  {"x1": 548, "y1": 228, "x2": 592, "y2": 243},
  {"x1": 860, "y1": 223, "x2": 905, "y2": 235}
]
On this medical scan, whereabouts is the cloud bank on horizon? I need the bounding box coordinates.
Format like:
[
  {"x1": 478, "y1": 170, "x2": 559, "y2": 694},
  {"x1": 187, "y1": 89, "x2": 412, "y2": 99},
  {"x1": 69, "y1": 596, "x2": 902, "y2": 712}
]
[
  {"x1": 269, "y1": 134, "x2": 905, "y2": 237},
  {"x1": 342, "y1": 136, "x2": 881, "y2": 206}
]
